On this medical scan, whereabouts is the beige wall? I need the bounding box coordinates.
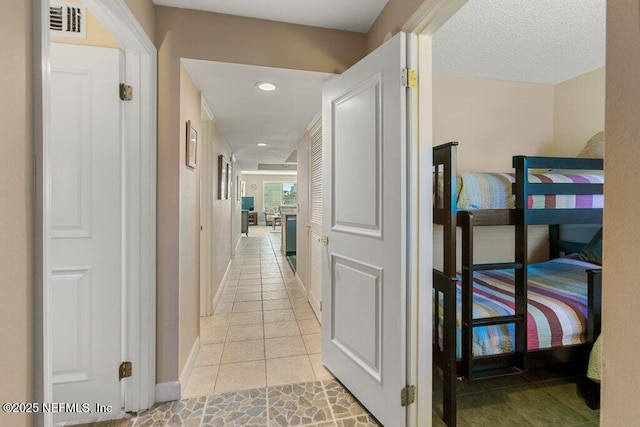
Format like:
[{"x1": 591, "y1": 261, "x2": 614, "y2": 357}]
[
  {"x1": 602, "y1": 0, "x2": 640, "y2": 424},
  {"x1": 432, "y1": 75, "x2": 556, "y2": 265},
  {"x1": 178, "y1": 63, "x2": 201, "y2": 372},
  {"x1": 366, "y1": 0, "x2": 424, "y2": 52},
  {"x1": 155, "y1": 6, "x2": 366, "y2": 73},
  {"x1": 0, "y1": 1, "x2": 33, "y2": 425},
  {"x1": 433, "y1": 75, "x2": 555, "y2": 172},
  {"x1": 125, "y1": 0, "x2": 155, "y2": 44},
  {"x1": 295, "y1": 128, "x2": 311, "y2": 289},
  {"x1": 553, "y1": 67, "x2": 605, "y2": 156}
]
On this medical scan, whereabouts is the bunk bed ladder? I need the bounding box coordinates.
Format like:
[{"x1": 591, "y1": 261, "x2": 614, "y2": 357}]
[
  {"x1": 459, "y1": 211, "x2": 526, "y2": 382},
  {"x1": 513, "y1": 156, "x2": 529, "y2": 373},
  {"x1": 433, "y1": 142, "x2": 459, "y2": 426}
]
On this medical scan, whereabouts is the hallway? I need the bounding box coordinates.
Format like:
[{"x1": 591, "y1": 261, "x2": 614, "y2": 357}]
[
  {"x1": 132, "y1": 226, "x2": 380, "y2": 426},
  {"x1": 189, "y1": 225, "x2": 329, "y2": 397}
]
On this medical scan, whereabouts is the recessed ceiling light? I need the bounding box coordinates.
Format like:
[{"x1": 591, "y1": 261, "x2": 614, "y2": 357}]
[
  {"x1": 256, "y1": 81, "x2": 278, "y2": 92},
  {"x1": 257, "y1": 143, "x2": 267, "y2": 147}
]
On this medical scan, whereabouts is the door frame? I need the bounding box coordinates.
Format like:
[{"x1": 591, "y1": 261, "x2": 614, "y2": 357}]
[
  {"x1": 402, "y1": 1, "x2": 467, "y2": 425},
  {"x1": 34, "y1": 0, "x2": 157, "y2": 424}
]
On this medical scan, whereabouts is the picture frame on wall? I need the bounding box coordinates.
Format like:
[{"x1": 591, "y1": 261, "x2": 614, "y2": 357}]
[
  {"x1": 186, "y1": 120, "x2": 197, "y2": 169},
  {"x1": 218, "y1": 155, "x2": 229, "y2": 199}
]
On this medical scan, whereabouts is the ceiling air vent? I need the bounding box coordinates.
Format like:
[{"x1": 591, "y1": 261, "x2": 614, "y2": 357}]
[{"x1": 50, "y1": 2, "x2": 86, "y2": 39}]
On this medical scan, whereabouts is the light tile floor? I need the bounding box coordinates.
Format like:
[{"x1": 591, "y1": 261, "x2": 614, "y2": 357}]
[{"x1": 184, "y1": 226, "x2": 333, "y2": 399}]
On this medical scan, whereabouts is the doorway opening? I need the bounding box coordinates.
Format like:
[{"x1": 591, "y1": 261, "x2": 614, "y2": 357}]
[
  {"x1": 177, "y1": 59, "x2": 341, "y2": 413},
  {"x1": 36, "y1": 1, "x2": 157, "y2": 425},
  {"x1": 427, "y1": 0, "x2": 605, "y2": 425}
]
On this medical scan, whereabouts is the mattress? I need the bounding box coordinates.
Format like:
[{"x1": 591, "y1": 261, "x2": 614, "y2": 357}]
[
  {"x1": 435, "y1": 256, "x2": 600, "y2": 358},
  {"x1": 456, "y1": 171, "x2": 604, "y2": 210}
]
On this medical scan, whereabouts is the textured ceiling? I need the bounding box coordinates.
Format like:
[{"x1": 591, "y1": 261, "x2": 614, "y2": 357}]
[
  {"x1": 152, "y1": 0, "x2": 389, "y2": 33},
  {"x1": 433, "y1": 0, "x2": 606, "y2": 84},
  {"x1": 182, "y1": 59, "x2": 334, "y2": 172}
]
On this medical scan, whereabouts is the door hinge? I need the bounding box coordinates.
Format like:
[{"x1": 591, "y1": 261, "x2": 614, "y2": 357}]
[
  {"x1": 401, "y1": 69, "x2": 417, "y2": 89},
  {"x1": 400, "y1": 385, "x2": 415, "y2": 406},
  {"x1": 119, "y1": 361, "x2": 132, "y2": 380},
  {"x1": 120, "y1": 83, "x2": 133, "y2": 101},
  {"x1": 320, "y1": 302, "x2": 323, "y2": 312}
]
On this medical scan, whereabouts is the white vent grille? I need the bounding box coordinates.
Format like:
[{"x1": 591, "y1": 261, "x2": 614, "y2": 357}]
[
  {"x1": 309, "y1": 124, "x2": 323, "y2": 225},
  {"x1": 50, "y1": 2, "x2": 86, "y2": 39}
]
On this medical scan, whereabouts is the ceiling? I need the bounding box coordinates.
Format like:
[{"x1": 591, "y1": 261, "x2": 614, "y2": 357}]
[
  {"x1": 152, "y1": 0, "x2": 389, "y2": 33},
  {"x1": 433, "y1": 0, "x2": 606, "y2": 84},
  {"x1": 182, "y1": 59, "x2": 334, "y2": 172}
]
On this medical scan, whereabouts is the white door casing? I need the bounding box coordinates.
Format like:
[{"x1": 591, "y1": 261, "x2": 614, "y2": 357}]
[
  {"x1": 50, "y1": 43, "x2": 123, "y2": 423},
  {"x1": 321, "y1": 32, "x2": 414, "y2": 426},
  {"x1": 36, "y1": 1, "x2": 157, "y2": 424},
  {"x1": 308, "y1": 116, "x2": 323, "y2": 321}
]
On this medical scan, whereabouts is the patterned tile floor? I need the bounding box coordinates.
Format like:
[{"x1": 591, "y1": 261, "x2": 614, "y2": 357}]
[{"x1": 130, "y1": 380, "x2": 380, "y2": 427}]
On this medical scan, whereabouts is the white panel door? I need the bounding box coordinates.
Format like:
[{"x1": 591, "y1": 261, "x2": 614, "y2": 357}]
[
  {"x1": 322, "y1": 32, "x2": 412, "y2": 426},
  {"x1": 308, "y1": 118, "x2": 323, "y2": 320},
  {"x1": 50, "y1": 43, "x2": 123, "y2": 423}
]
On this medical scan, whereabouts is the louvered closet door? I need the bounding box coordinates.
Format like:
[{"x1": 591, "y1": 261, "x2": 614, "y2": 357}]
[{"x1": 308, "y1": 117, "x2": 323, "y2": 321}]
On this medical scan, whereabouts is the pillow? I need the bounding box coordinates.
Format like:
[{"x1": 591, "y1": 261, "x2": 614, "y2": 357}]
[
  {"x1": 577, "y1": 131, "x2": 604, "y2": 159},
  {"x1": 579, "y1": 227, "x2": 603, "y2": 265}
]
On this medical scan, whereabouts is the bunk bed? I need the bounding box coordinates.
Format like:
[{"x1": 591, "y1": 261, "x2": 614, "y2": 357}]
[{"x1": 432, "y1": 142, "x2": 603, "y2": 426}]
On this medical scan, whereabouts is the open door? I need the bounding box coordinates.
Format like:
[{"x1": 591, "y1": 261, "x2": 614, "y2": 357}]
[
  {"x1": 50, "y1": 43, "x2": 124, "y2": 423},
  {"x1": 321, "y1": 32, "x2": 416, "y2": 426}
]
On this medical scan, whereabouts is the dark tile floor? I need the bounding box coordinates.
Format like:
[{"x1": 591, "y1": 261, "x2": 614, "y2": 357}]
[{"x1": 433, "y1": 365, "x2": 600, "y2": 426}]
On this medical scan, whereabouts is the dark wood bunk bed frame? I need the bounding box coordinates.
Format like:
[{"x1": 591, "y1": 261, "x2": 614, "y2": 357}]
[{"x1": 433, "y1": 141, "x2": 603, "y2": 426}]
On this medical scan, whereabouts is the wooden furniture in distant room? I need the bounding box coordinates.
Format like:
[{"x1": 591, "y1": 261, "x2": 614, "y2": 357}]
[
  {"x1": 247, "y1": 211, "x2": 258, "y2": 226},
  {"x1": 241, "y1": 210, "x2": 249, "y2": 236}
]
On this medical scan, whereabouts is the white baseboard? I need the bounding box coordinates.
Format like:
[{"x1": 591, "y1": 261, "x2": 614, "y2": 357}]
[
  {"x1": 212, "y1": 260, "x2": 231, "y2": 310},
  {"x1": 177, "y1": 336, "x2": 200, "y2": 399},
  {"x1": 309, "y1": 290, "x2": 322, "y2": 324},
  {"x1": 155, "y1": 381, "x2": 181, "y2": 403},
  {"x1": 295, "y1": 273, "x2": 307, "y2": 295}
]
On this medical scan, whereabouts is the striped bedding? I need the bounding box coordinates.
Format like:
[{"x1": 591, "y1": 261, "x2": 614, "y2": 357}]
[
  {"x1": 436, "y1": 256, "x2": 600, "y2": 358},
  {"x1": 456, "y1": 171, "x2": 604, "y2": 210}
]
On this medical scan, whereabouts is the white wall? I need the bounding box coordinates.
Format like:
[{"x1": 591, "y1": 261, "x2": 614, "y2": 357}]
[
  {"x1": 240, "y1": 173, "x2": 298, "y2": 224},
  {"x1": 178, "y1": 63, "x2": 201, "y2": 373},
  {"x1": 211, "y1": 123, "x2": 234, "y2": 297}
]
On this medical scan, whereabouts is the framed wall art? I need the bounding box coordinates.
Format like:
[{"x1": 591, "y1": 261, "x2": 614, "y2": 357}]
[
  {"x1": 218, "y1": 155, "x2": 229, "y2": 199},
  {"x1": 186, "y1": 120, "x2": 197, "y2": 169}
]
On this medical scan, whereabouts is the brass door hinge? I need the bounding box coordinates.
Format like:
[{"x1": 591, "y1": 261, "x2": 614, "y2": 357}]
[
  {"x1": 320, "y1": 301, "x2": 323, "y2": 312},
  {"x1": 119, "y1": 361, "x2": 132, "y2": 380},
  {"x1": 120, "y1": 83, "x2": 133, "y2": 101},
  {"x1": 400, "y1": 385, "x2": 415, "y2": 406},
  {"x1": 401, "y1": 69, "x2": 417, "y2": 89}
]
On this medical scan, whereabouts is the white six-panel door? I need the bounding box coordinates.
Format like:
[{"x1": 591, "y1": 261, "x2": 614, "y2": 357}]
[
  {"x1": 321, "y1": 32, "x2": 412, "y2": 426},
  {"x1": 50, "y1": 43, "x2": 123, "y2": 423}
]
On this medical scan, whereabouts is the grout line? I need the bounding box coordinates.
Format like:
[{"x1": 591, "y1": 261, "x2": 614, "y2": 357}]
[{"x1": 321, "y1": 380, "x2": 339, "y2": 425}]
